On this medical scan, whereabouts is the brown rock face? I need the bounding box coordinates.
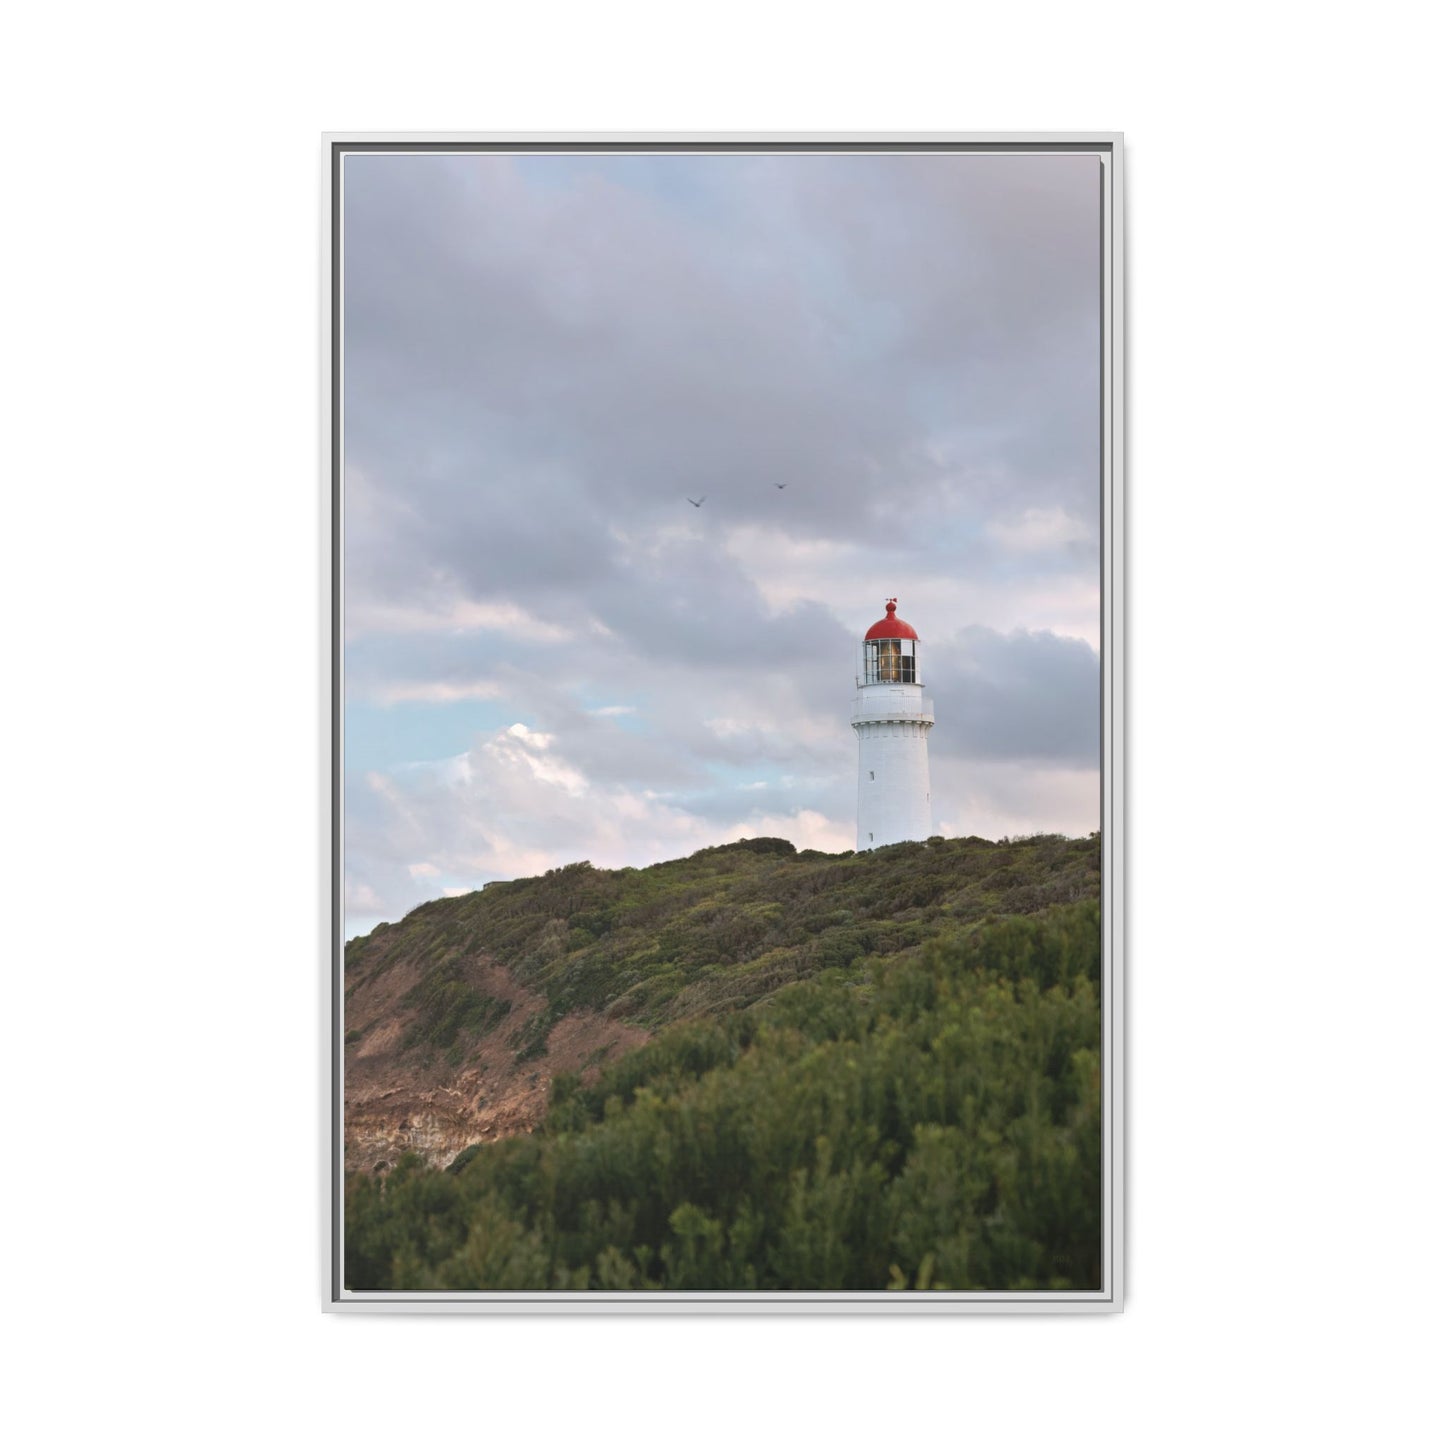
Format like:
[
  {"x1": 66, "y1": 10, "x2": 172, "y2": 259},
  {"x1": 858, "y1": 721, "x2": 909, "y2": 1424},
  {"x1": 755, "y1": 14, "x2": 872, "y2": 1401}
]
[{"x1": 343, "y1": 939, "x2": 647, "y2": 1173}]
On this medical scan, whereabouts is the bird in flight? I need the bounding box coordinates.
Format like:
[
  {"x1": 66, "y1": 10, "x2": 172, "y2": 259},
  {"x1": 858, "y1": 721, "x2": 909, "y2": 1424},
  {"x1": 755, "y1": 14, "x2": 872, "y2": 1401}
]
[
  {"x1": 687, "y1": 496, "x2": 706, "y2": 507},
  {"x1": 775, "y1": 482, "x2": 788, "y2": 489}
]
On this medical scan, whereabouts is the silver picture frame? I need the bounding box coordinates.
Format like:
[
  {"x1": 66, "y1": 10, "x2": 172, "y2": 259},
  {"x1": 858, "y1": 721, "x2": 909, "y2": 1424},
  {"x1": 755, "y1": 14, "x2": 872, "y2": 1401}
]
[{"x1": 323, "y1": 132, "x2": 1125, "y2": 1313}]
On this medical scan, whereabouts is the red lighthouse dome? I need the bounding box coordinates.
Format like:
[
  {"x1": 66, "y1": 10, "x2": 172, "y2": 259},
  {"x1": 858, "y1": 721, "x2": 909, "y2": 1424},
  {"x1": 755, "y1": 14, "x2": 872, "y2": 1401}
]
[
  {"x1": 864, "y1": 599, "x2": 919, "y2": 641},
  {"x1": 860, "y1": 600, "x2": 920, "y2": 686}
]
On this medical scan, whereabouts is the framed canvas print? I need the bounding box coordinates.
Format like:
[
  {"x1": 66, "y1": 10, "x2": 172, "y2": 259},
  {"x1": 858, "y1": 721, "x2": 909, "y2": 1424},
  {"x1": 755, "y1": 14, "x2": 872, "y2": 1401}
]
[{"x1": 325, "y1": 133, "x2": 1124, "y2": 1312}]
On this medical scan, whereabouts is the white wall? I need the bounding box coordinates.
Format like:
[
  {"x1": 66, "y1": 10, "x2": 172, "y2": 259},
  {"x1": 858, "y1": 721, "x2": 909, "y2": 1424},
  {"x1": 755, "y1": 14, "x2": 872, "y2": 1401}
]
[
  {"x1": 6, "y1": 4, "x2": 1441, "y2": 1442},
  {"x1": 856, "y1": 720, "x2": 933, "y2": 847},
  {"x1": 854, "y1": 680, "x2": 934, "y2": 847}
]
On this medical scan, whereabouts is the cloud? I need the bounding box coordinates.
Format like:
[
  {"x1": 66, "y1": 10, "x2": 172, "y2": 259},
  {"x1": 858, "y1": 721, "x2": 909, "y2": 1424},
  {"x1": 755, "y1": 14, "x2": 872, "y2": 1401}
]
[
  {"x1": 345, "y1": 720, "x2": 857, "y2": 930},
  {"x1": 340, "y1": 150, "x2": 1103, "y2": 934},
  {"x1": 928, "y1": 627, "x2": 1101, "y2": 766},
  {"x1": 364, "y1": 680, "x2": 504, "y2": 705},
  {"x1": 342, "y1": 152, "x2": 1099, "y2": 614},
  {"x1": 987, "y1": 506, "x2": 1095, "y2": 553},
  {"x1": 344, "y1": 876, "x2": 385, "y2": 915},
  {"x1": 932, "y1": 759, "x2": 1099, "y2": 842}
]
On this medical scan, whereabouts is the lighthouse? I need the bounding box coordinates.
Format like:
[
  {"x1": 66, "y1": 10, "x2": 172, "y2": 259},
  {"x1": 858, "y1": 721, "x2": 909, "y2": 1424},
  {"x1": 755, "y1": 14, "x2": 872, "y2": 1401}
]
[{"x1": 852, "y1": 598, "x2": 934, "y2": 850}]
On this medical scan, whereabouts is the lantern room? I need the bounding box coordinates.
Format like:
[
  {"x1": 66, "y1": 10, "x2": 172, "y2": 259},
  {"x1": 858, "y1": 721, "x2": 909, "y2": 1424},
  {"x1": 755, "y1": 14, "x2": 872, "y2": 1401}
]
[{"x1": 862, "y1": 599, "x2": 920, "y2": 685}]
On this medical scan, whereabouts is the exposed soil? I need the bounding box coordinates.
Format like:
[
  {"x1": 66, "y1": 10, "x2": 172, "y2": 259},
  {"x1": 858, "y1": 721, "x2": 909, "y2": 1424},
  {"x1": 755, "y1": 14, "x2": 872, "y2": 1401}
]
[{"x1": 344, "y1": 942, "x2": 648, "y2": 1173}]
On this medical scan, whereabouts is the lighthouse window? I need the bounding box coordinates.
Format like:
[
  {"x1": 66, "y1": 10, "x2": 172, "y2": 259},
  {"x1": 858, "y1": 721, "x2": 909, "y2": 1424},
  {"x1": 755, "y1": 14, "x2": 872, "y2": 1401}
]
[{"x1": 865, "y1": 638, "x2": 917, "y2": 685}]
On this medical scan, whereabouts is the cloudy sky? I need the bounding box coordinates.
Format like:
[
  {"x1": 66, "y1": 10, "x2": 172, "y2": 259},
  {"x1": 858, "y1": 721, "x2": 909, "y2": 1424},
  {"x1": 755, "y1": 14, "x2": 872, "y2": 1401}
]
[{"x1": 342, "y1": 149, "x2": 1101, "y2": 939}]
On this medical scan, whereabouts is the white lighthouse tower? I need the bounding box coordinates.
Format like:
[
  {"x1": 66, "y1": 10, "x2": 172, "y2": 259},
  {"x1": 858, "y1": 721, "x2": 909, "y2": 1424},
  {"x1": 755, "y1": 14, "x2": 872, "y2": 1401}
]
[{"x1": 853, "y1": 598, "x2": 934, "y2": 850}]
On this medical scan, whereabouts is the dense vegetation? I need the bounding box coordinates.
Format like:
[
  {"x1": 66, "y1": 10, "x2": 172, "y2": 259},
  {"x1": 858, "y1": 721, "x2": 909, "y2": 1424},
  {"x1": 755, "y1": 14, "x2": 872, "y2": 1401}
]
[
  {"x1": 345, "y1": 832, "x2": 1100, "y2": 1065},
  {"x1": 345, "y1": 836, "x2": 1103, "y2": 1292}
]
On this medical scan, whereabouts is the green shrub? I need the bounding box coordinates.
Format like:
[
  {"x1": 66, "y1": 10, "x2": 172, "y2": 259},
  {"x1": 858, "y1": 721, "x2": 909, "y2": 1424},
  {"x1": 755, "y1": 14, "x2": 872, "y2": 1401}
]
[{"x1": 344, "y1": 899, "x2": 1102, "y2": 1293}]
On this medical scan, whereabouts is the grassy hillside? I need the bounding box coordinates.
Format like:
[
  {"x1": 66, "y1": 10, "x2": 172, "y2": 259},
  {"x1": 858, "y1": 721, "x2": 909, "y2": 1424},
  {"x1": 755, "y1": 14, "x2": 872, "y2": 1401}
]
[
  {"x1": 344, "y1": 833, "x2": 1103, "y2": 1292},
  {"x1": 345, "y1": 832, "x2": 1100, "y2": 1066}
]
